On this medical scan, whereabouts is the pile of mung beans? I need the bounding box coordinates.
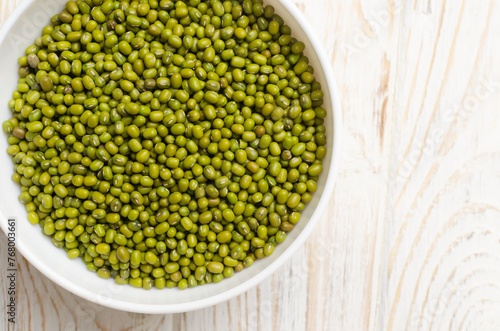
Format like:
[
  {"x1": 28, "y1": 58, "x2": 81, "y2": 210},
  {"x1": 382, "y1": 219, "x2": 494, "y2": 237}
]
[{"x1": 3, "y1": 0, "x2": 327, "y2": 290}]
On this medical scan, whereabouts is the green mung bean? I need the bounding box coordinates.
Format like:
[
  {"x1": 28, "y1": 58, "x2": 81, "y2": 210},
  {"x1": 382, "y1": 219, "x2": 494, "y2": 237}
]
[{"x1": 4, "y1": 0, "x2": 327, "y2": 291}]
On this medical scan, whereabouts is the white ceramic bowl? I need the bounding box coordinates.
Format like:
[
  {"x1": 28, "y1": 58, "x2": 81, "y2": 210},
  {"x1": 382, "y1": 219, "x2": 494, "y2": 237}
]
[{"x1": 0, "y1": 0, "x2": 341, "y2": 314}]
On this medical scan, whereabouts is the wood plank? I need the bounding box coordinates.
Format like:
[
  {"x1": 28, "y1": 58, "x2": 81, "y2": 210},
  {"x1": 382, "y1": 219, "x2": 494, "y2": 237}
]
[{"x1": 380, "y1": 0, "x2": 500, "y2": 330}]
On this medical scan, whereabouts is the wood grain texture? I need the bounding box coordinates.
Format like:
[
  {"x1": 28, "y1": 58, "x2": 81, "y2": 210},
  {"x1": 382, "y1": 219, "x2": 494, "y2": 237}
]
[
  {"x1": 2, "y1": 0, "x2": 500, "y2": 330},
  {"x1": 382, "y1": 1, "x2": 500, "y2": 330}
]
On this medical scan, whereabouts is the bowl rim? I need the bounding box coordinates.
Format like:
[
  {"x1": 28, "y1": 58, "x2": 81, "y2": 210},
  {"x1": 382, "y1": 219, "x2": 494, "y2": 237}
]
[{"x1": 0, "y1": 0, "x2": 342, "y2": 314}]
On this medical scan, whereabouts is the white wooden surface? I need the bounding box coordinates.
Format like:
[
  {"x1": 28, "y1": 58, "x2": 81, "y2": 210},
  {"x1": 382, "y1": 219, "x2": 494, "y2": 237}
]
[{"x1": 2, "y1": 0, "x2": 500, "y2": 330}]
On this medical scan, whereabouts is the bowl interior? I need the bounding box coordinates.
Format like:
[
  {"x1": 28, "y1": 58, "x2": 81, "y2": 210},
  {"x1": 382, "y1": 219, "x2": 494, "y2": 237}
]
[{"x1": 0, "y1": 0, "x2": 339, "y2": 313}]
